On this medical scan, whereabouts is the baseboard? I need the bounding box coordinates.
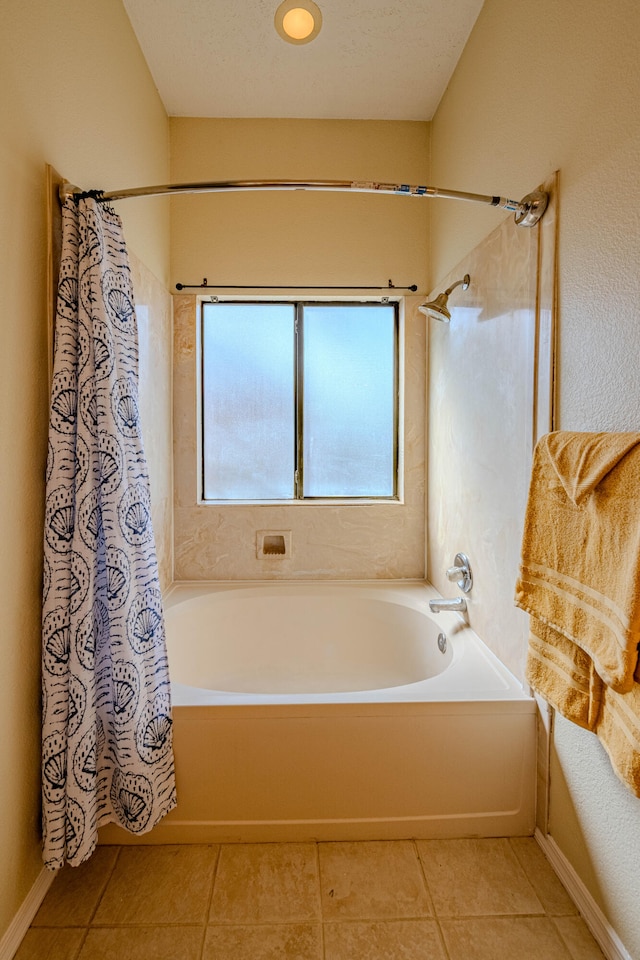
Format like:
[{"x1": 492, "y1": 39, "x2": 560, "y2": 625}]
[
  {"x1": 535, "y1": 829, "x2": 632, "y2": 960},
  {"x1": 0, "y1": 867, "x2": 55, "y2": 960}
]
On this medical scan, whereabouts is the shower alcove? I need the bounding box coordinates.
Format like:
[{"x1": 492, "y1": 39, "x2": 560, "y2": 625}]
[{"x1": 47, "y1": 167, "x2": 557, "y2": 846}]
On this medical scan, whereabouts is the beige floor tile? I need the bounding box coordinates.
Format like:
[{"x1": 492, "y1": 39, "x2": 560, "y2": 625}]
[
  {"x1": 416, "y1": 838, "x2": 544, "y2": 917},
  {"x1": 209, "y1": 843, "x2": 320, "y2": 923},
  {"x1": 509, "y1": 838, "x2": 578, "y2": 916},
  {"x1": 13, "y1": 927, "x2": 86, "y2": 960},
  {"x1": 552, "y1": 917, "x2": 607, "y2": 959},
  {"x1": 203, "y1": 923, "x2": 323, "y2": 959},
  {"x1": 77, "y1": 925, "x2": 203, "y2": 960},
  {"x1": 440, "y1": 917, "x2": 573, "y2": 960},
  {"x1": 323, "y1": 919, "x2": 446, "y2": 960},
  {"x1": 33, "y1": 846, "x2": 120, "y2": 927},
  {"x1": 93, "y1": 844, "x2": 218, "y2": 924},
  {"x1": 319, "y1": 840, "x2": 431, "y2": 920}
]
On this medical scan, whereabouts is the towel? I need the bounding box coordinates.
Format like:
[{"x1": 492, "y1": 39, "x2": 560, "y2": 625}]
[
  {"x1": 525, "y1": 617, "x2": 603, "y2": 730},
  {"x1": 596, "y1": 683, "x2": 640, "y2": 795},
  {"x1": 543, "y1": 431, "x2": 640, "y2": 506},
  {"x1": 515, "y1": 431, "x2": 640, "y2": 796},
  {"x1": 515, "y1": 432, "x2": 640, "y2": 693}
]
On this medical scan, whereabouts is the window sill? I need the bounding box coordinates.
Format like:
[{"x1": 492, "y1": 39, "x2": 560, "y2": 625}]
[{"x1": 197, "y1": 497, "x2": 403, "y2": 507}]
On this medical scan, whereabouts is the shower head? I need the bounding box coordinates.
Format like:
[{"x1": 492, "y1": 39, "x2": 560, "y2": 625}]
[
  {"x1": 419, "y1": 274, "x2": 470, "y2": 322},
  {"x1": 419, "y1": 292, "x2": 452, "y2": 322}
]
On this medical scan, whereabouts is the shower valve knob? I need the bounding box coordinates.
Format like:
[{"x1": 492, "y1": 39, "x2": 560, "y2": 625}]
[{"x1": 446, "y1": 553, "x2": 473, "y2": 593}]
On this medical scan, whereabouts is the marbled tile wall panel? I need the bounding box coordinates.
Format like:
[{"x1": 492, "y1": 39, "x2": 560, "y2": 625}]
[
  {"x1": 173, "y1": 296, "x2": 425, "y2": 581},
  {"x1": 427, "y1": 217, "x2": 538, "y2": 682},
  {"x1": 130, "y1": 251, "x2": 173, "y2": 592}
]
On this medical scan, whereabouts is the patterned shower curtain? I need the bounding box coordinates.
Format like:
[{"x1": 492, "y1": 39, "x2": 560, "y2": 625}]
[{"x1": 42, "y1": 195, "x2": 176, "y2": 869}]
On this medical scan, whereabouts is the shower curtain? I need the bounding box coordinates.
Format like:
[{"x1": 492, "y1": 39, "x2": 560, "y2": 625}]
[{"x1": 42, "y1": 194, "x2": 176, "y2": 869}]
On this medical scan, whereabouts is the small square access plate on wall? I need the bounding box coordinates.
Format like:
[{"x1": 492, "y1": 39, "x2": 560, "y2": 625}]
[{"x1": 256, "y1": 530, "x2": 292, "y2": 559}]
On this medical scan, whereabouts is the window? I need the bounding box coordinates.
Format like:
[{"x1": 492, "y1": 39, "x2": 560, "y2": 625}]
[{"x1": 201, "y1": 300, "x2": 398, "y2": 501}]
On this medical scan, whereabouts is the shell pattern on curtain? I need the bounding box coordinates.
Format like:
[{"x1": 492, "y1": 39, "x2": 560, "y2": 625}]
[{"x1": 42, "y1": 195, "x2": 176, "y2": 869}]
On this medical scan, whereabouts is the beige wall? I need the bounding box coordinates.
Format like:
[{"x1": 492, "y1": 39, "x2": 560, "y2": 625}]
[
  {"x1": 170, "y1": 118, "x2": 430, "y2": 294},
  {"x1": 0, "y1": 0, "x2": 169, "y2": 942},
  {"x1": 429, "y1": 0, "x2": 640, "y2": 955},
  {"x1": 170, "y1": 120, "x2": 429, "y2": 581}
]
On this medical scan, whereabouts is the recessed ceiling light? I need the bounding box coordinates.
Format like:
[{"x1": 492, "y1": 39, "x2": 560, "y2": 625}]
[{"x1": 274, "y1": 0, "x2": 322, "y2": 44}]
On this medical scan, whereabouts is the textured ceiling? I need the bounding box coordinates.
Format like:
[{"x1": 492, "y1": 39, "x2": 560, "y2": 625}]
[{"x1": 122, "y1": 0, "x2": 484, "y2": 120}]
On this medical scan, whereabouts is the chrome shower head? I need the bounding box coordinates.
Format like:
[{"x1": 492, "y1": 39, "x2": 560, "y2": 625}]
[{"x1": 419, "y1": 273, "x2": 470, "y2": 322}]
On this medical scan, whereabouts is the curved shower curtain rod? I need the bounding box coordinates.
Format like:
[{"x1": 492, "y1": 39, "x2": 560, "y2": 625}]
[{"x1": 59, "y1": 179, "x2": 548, "y2": 227}]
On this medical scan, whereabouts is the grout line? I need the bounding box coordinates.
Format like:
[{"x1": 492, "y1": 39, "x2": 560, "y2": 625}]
[
  {"x1": 412, "y1": 836, "x2": 452, "y2": 957},
  {"x1": 435, "y1": 922, "x2": 453, "y2": 960},
  {"x1": 321, "y1": 915, "x2": 448, "y2": 925},
  {"x1": 87, "y1": 845, "x2": 123, "y2": 926},
  {"x1": 314, "y1": 842, "x2": 326, "y2": 960},
  {"x1": 435, "y1": 912, "x2": 560, "y2": 921},
  {"x1": 189, "y1": 919, "x2": 326, "y2": 928},
  {"x1": 85, "y1": 922, "x2": 208, "y2": 928},
  {"x1": 79, "y1": 911, "x2": 569, "y2": 928},
  {"x1": 506, "y1": 837, "x2": 547, "y2": 911},
  {"x1": 412, "y1": 839, "x2": 437, "y2": 917},
  {"x1": 71, "y1": 926, "x2": 90, "y2": 960},
  {"x1": 199, "y1": 842, "x2": 222, "y2": 957}
]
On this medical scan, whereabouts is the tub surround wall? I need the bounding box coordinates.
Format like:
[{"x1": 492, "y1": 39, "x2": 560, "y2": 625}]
[
  {"x1": 427, "y1": 179, "x2": 556, "y2": 685},
  {"x1": 170, "y1": 119, "x2": 429, "y2": 582},
  {"x1": 173, "y1": 294, "x2": 425, "y2": 580},
  {"x1": 130, "y1": 252, "x2": 174, "y2": 591}
]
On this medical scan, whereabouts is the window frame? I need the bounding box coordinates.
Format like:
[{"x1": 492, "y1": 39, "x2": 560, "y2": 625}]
[{"x1": 198, "y1": 297, "x2": 401, "y2": 505}]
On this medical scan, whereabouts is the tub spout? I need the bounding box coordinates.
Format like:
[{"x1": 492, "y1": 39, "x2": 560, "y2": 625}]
[{"x1": 429, "y1": 596, "x2": 467, "y2": 614}]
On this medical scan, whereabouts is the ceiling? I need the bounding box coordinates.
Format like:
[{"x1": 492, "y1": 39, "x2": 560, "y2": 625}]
[{"x1": 122, "y1": 0, "x2": 485, "y2": 121}]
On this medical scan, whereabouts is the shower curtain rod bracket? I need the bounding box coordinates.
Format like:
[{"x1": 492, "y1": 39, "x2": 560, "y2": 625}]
[
  {"x1": 59, "y1": 180, "x2": 548, "y2": 227},
  {"x1": 513, "y1": 190, "x2": 548, "y2": 227}
]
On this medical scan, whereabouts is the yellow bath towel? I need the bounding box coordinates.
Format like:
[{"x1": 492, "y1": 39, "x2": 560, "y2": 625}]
[
  {"x1": 515, "y1": 432, "x2": 640, "y2": 694},
  {"x1": 543, "y1": 431, "x2": 640, "y2": 506},
  {"x1": 525, "y1": 616, "x2": 603, "y2": 731},
  {"x1": 516, "y1": 431, "x2": 640, "y2": 796},
  {"x1": 596, "y1": 682, "x2": 640, "y2": 796}
]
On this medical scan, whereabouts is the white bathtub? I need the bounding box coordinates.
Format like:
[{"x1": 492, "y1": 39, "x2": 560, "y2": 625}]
[
  {"x1": 164, "y1": 581, "x2": 530, "y2": 705},
  {"x1": 101, "y1": 581, "x2": 537, "y2": 845}
]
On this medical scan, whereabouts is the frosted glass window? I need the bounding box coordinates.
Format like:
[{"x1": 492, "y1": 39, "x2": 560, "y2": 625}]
[
  {"x1": 302, "y1": 306, "x2": 396, "y2": 497},
  {"x1": 201, "y1": 300, "x2": 397, "y2": 501},
  {"x1": 202, "y1": 303, "x2": 295, "y2": 499}
]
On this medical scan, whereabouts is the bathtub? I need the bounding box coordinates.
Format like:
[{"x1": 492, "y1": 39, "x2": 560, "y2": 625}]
[{"x1": 101, "y1": 581, "x2": 536, "y2": 845}]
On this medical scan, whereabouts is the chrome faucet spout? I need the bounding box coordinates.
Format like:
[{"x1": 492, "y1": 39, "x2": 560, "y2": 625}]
[{"x1": 429, "y1": 596, "x2": 467, "y2": 614}]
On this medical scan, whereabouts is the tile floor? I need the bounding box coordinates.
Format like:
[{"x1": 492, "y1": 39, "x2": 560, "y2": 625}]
[{"x1": 18, "y1": 838, "x2": 606, "y2": 960}]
